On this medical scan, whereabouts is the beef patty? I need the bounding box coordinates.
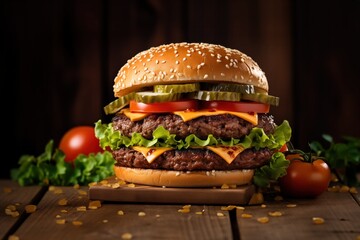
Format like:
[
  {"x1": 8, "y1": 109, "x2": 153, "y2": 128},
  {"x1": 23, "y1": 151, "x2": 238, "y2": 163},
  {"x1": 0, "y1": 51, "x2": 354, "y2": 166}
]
[
  {"x1": 112, "y1": 113, "x2": 276, "y2": 139},
  {"x1": 113, "y1": 147, "x2": 273, "y2": 171}
]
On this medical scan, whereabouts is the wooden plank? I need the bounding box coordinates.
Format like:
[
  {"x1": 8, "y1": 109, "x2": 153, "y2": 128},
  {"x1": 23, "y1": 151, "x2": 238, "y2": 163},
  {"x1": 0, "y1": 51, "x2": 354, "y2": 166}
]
[
  {"x1": 0, "y1": 180, "x2": 45, "y2": 239},
  {"x1": 236, "y1": 191, "x2": 360, "y2": 240},
  {"x1": 88, "y1": 176, "x2": 255, "y2": 205},
  {"x1": 352, "y1": 187, "x2": 360, "y2": 205},
  {"x1": 12, "y1": 186, "x2": 234, "y2": 240}
]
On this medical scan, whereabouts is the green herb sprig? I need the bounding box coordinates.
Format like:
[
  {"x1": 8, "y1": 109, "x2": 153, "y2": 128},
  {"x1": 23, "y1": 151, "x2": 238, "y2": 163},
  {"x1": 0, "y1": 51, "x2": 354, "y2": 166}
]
[
  {"x1": 309, "y1": 134, "x2": 360, "y2": 186},
  {"x1": 11, "y1": 140, "x2": 115, "y2": 186}
]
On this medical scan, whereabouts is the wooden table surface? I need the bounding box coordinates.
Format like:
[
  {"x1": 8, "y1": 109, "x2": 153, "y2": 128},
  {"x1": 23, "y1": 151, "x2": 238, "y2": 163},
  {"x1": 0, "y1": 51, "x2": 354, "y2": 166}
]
[{"x1": 1, "y1": 179, "x2": 359, "y2": 240}]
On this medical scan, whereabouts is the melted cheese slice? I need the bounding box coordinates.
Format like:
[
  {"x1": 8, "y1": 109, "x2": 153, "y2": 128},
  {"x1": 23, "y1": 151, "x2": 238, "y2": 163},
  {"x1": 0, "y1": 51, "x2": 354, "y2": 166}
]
[
  {"x1": 206, "y1": 145, "x2": 245, "y2": 164},
  {"x1": 121, "y1": 108, "x2": 258, "y2": 125},
  {"x1": 132, "y1": 145, "x2": 245, "y2": 164},
  {"x1": 132, "y1": 146, "x2": 172, "y2": 163},
  {"x1": 173, "y1": 110, "x2": 258, "y2": 125},
  {"x1": 121, "y1": 109, "x2": 150, "y2": 121}
]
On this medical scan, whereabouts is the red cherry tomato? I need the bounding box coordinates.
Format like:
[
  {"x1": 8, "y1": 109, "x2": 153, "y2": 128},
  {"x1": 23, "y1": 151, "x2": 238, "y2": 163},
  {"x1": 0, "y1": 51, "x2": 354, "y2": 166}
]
[
  {"x1": 279, "y1": 157, "x2": 331, "y2": 198},
  {"x1": 200, "y1": 100, "x2": 270, "y2": 113},
  {"x1": 130, "y1": 100, "x2": 198, "y2": 113},
  {"x1": 279, "y1": 143, "x2": 289, "y2": 152},
  {"x1": 59, "y1": 126, "x2": 103, "y2": 163}
]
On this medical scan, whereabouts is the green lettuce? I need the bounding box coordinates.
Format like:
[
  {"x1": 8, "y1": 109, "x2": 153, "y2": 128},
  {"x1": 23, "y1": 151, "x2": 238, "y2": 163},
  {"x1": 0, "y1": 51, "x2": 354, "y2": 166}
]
[
  {"x1": 95, "y1": 119, "x2": 292, "y2": 151},
  {"x1": 253, "y1": 152, "x2": 290, "y2": 188},
  {"x1": 11, "y1": 140, "x2": 115, "y2": 186}
]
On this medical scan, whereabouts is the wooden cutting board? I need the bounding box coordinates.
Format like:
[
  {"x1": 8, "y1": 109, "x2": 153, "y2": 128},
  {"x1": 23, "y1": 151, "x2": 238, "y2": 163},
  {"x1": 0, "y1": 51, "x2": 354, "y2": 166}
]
[{"x1": 88, "y1": 176, "x2": 255, "y2": 205}]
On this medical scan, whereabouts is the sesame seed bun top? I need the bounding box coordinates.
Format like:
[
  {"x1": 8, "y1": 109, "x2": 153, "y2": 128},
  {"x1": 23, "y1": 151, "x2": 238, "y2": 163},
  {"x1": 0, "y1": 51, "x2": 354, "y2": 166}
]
[{"x1": 113, "y1": 42, "x2": 268, "y2": 97}]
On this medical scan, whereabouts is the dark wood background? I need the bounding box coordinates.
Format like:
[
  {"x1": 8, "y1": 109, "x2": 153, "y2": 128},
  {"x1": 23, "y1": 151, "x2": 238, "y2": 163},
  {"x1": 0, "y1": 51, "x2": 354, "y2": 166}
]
[{"x1": 1, "y1": 0, "x2": 359, "y2": 178}]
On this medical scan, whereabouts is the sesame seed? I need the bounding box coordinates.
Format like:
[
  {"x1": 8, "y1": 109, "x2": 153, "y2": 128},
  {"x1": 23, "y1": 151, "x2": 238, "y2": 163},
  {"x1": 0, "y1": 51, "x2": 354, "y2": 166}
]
[
  {"x1": 187, "y1": 65, "x2": 191, "y2": 69},
  {"x1": 155, "y1": 60, "x2": 159, "y2": 64},
  {"x1": 203, "y1": 74, "x2": 209, "y2": 79},
  {"x1": 183, "y1": 57, "x2": 187, "y2": 61},
  {"x1": 175, "y1": 60, "x2": 179, "y2": 65},
  {"x1": 161, "y1": 60, "x2": 166, "y2": 64},
  {"x1": 216, "y1": 59, "x2": 221, "y2": 63},
  {"x1": 221, "y1": 73, "x2": 225, "y2": 76}
]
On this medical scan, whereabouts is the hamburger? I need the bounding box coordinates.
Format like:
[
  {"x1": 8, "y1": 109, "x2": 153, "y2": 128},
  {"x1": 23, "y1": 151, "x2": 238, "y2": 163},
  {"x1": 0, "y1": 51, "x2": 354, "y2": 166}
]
[{"x1": 95, "y1": 42, "x2": 291, "y2": 188}]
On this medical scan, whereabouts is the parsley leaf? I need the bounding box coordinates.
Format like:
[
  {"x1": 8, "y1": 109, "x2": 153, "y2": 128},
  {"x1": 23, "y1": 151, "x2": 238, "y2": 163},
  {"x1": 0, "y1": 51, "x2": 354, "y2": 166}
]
[
  {"x1": 11, "y1": 140, "x2": 115, "y2": 186},
  {"x1": 309, "y1": 134, "x2": 360, "y2": 186}
]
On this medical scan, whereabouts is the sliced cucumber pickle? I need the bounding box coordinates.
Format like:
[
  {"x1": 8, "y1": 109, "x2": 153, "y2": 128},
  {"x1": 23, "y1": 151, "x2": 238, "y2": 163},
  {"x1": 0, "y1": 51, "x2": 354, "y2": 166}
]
[
  {"x1": 190, "y1": 91, "x2": 241, "y2": 101},
  {"x1": 201, "y1": 83, "x2": 255, "y2": 94},
  {"x1": 104, "y1": 93, "x2": 135, "y2": 115},
  {"x1": 242, "y1": 93, "x2": 279, "y2": 106},
  {"x1": 154, "y1": 83, "x2": 200, "y2": 93},
  {"x1": 135, "y1": 91, "x2": 182, "y2": 103}
]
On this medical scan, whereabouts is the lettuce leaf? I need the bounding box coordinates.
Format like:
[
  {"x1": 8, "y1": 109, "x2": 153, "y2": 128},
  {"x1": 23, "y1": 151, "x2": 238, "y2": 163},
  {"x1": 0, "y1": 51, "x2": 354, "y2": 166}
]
[
  {"x1": 253, "y1": 152, "x2": 290, "y2": 188},
  {"x1": 11, "y1": 140, "x2": 115, "y2": 186},
  {"x1": 95, "y1": 119, "x2": 292, "y2": 151}
]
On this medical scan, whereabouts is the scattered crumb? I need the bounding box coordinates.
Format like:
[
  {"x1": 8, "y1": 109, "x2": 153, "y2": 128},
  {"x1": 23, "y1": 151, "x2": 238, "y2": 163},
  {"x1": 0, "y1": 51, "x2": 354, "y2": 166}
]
[
  {"x1": 138, "y1": 211, "x2": 146, "y2": 216},
  {"x1": 24, "y1": 205, "x2": 37, "y2": 213},
  {"x1": 121, "y1": 233, "x2": 133, "y2": 239},
  {"x1": 257, "y1": 217, "x2": 269, "y2": 223},
  {"x1": 72, "y1": 220, "x2": 83, "y2": 226},
  {"x1": 312, "y1": 217, "x2": 325, "y2": 224},
  {"x1": 268, "y1": 211, "x2": 283, "y2": 217}
]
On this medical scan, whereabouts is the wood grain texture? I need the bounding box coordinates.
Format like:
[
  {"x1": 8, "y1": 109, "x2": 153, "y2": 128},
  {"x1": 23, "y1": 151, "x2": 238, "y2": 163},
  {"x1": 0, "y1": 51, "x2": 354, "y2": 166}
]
[
  {"x1": 12, "y1": 186, "x2": 234, "y2": 240},
  {"x1": 88, "y1": 176, "x2": 255, "y2": 205},
  {"x1": 0, "y1": 180, "x2": 45, "y2": 239},
  {"x1": 237, "y1": 191, "x2": 360, "y2": 240},
  {"x1": 352, "y1": 187, "x2": 360, "y2": 205}
]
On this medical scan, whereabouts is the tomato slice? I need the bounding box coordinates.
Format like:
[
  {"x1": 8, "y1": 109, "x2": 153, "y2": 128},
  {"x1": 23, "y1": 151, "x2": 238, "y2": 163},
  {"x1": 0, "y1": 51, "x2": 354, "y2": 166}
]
[
  {"x1": 200, "y1": 101, "x2": 270, "y2": 113},
  {"x1": 130, "y1": 100, "x2": 198, "y2": 113}
]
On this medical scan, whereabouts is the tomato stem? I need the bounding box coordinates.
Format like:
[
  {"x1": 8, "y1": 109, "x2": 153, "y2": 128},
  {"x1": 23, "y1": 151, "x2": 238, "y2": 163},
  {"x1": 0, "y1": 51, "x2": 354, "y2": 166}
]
[{"x1": 286, "y1": 149, "x2": 326, "y2": 163}]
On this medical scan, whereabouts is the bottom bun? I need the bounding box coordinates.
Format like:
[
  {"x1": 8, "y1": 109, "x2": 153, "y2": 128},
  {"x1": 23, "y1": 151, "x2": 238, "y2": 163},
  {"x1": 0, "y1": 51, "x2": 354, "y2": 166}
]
[{"x1": 114, "y1": 166, "x2": 254, "y2": 187}]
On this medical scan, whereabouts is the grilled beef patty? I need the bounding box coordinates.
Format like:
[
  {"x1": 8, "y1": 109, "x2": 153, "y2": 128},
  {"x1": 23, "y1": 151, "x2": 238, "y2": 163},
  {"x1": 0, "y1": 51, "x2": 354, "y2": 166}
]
[
  {"x1": 112, "y1": 113, "x2": 276, "y2": 140},
  {"x1": 113, "y1": 147, "x2": 273, "y2": 171}
]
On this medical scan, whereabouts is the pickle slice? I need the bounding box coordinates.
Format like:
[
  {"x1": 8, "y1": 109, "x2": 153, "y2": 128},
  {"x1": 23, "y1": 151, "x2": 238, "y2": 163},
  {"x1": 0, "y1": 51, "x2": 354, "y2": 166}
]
[
  {"x1": 154, "y1": 83, "x2": 200, "y2": 93},
  {"x1": 104, "y1": 93, "x2": 135, "y2": 115},
  {"x1": 201, "y1": 83, "x2": 255, "y2": 94},
  {"x1": 135, "y1": 91, "x2": 182, "y2": 103},
  {"x1": 190, "y1": 91, "x2": 241, "y2": 101},
  {"x1": 242, "y1": 93, "x2": 279, "y2": 106}
]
